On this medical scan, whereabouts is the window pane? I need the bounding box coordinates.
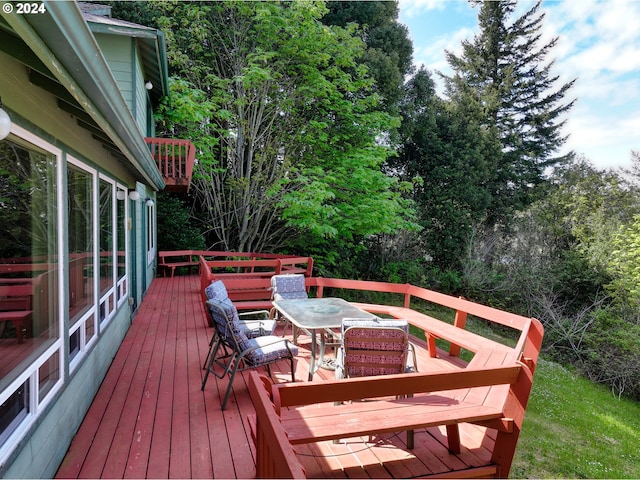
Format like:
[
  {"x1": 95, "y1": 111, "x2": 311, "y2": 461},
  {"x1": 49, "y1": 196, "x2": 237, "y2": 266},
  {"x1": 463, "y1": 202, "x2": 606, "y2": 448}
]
[
  {"x1": 116, "y1": 188, "x2": 126, "y2": 283},
  {"x1": 38, "y1": 351, "x2": 60, "y2": 402},
  {"x1": 67, "y1": 164, "x2": 94, "y2": 325},
  {"x1": 0, "y1": 381, "x2": 29, "y2": 445},
  {"x1": 0, "y1": 139, "x2": 59, "y2": 392},
  {"x1": 99, "y1": 179, "x2": 113, "y2": 298}
]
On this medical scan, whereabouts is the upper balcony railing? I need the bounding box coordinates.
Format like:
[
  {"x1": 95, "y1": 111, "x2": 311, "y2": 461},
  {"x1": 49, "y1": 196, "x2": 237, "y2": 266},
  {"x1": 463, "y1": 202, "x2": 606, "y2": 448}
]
[{"x1": 145, "y1": 138, "x2": 196, "y2": 192}]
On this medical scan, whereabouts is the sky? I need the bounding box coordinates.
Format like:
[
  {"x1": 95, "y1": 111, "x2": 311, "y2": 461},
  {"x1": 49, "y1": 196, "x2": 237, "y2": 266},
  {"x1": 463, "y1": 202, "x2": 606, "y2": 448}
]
[{"x1": 397, "y1": 0, "x2": 640, "y2": 171}]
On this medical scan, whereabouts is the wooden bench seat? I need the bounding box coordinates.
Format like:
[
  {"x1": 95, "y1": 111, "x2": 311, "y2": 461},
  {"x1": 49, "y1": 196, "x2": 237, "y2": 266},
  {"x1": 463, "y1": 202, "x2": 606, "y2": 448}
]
[
  {"x1": 273, "y1": 367, "x2": 513, "y2": 456},
  {"x1": 158, "y1": 250, "x2": 199, "y2": 277},
  {"x1": 351, "y1": 302, "x2": 517, "y2": 364},
  {"x1": 0, "y1": 284, "x2": 34, "y2": 343},
  {"x1": 248, "y1": 307, "x2": 544, "y2": 479}
]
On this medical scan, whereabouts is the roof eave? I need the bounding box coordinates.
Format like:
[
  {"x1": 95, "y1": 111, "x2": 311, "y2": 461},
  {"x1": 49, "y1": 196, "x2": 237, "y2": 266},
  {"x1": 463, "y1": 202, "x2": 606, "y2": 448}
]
[{"x1": 1, "y1": 0, "x2": 165, "y2": 190}]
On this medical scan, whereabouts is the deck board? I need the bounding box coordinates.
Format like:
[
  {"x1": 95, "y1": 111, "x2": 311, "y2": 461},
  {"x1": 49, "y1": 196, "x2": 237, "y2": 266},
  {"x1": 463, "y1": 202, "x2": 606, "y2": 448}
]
[{"x1": 56, "y1": 275, "x2": 497, "y2": 479}]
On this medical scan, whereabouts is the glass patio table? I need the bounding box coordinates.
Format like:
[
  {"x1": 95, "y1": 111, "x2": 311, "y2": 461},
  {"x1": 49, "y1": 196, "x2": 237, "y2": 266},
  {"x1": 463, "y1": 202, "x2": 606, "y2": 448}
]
[{"x1": 272, "y1": 297, "x2": 376, "y2": 381}]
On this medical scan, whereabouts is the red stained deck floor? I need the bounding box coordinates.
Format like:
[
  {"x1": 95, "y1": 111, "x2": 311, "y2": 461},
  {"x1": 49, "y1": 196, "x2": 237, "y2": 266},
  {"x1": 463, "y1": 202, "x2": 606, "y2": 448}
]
[{"x1": 56, "y1": 275, "x2": 494, "y2": 479}]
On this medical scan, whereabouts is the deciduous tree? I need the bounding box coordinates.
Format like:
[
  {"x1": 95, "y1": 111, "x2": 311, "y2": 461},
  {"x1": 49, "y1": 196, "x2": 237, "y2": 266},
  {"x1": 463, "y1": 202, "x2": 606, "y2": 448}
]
[{"x1": 117, "y1": 1, "x2": 416, "y2": 252}]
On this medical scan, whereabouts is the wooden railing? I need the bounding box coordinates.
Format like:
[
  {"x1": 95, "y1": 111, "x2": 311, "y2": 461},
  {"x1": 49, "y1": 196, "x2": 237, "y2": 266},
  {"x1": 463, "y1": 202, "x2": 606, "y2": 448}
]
[
  {"x1": 239, "y1": 275, "x2": 543, "y2": 479},
  {"x1": 145, "y1": 138, "x2": 196, "y2": 192}
]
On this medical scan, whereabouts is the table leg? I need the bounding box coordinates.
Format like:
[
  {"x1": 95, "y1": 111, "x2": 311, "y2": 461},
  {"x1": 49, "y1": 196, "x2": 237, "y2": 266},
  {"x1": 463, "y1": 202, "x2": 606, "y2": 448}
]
[{"x1": 308, "y1": 329, "x2": 318, "y2": 381}]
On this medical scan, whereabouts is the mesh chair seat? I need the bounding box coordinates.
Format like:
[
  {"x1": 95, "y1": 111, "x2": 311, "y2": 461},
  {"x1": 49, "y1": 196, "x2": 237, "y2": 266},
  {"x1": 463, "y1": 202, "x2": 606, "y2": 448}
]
[{"x1": 335, "y1": 317, "x2": 418, "y2": 447}]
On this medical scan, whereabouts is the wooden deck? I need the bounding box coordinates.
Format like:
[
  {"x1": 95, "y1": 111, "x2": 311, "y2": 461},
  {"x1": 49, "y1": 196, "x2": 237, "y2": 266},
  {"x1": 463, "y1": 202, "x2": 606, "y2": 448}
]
[{"x1": 55, "y1": 275, "x2": 502, "y2": 479}]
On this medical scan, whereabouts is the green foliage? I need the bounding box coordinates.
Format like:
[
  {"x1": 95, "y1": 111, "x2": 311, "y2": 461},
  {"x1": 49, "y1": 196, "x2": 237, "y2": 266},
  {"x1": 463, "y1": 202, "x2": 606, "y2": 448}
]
[
  {"x1": 393, "y1": 67, "x2": 496, "y2": 268},
  {"x1": 156, "y1": 192, "x2": 205, "y2": 251},
  {"x1": 580, "y1": 307, "x2": 640, "y2": 399},
  {"x1": 322, "y1": 1, "x2": 413, "y2": 115},
  {"x1": 138, "y1": 0, "x2": 417, "y2": 252},
  {"x1": 607, "y1": 215, "x2": 640, "y2": 307}
]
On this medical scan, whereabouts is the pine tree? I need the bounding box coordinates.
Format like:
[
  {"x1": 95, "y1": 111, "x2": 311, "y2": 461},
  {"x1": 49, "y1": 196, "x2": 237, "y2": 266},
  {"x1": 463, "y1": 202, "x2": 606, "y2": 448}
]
[{"x1": 444, "y1": 0, "x2": 576, "y2": 225}]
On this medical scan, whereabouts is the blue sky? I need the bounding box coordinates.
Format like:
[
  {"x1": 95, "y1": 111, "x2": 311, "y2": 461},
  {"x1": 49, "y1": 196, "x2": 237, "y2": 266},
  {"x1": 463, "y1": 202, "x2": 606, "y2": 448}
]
[{"x1": 398, "y1": 0, "x2": 640, "y2": 171}]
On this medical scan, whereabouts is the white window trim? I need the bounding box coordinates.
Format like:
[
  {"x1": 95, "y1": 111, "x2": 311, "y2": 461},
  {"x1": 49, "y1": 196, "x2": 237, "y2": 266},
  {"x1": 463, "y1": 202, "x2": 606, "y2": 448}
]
[
  {"x1": 0, "y1": 125, "x2": 64, "y2": 465},
  {"x1": 116, "y1": 184, "x2": 129, "y2": 308},
  {"x1": 66, "y1": 156, "x2": 99, "y2": 371}
]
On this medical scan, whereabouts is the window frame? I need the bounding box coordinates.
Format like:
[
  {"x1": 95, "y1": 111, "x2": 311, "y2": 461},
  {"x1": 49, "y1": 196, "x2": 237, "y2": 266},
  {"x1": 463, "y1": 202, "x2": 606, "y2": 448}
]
[{"x1": 0, "y1": 125, "x2": 65, "y2": 462}]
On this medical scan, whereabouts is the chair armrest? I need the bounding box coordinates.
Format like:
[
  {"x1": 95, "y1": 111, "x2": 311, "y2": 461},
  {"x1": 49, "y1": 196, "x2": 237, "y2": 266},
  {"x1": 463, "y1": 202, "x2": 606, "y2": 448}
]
[{"x1": 239, "y1": 310, "x2": 270, "y2": 318}]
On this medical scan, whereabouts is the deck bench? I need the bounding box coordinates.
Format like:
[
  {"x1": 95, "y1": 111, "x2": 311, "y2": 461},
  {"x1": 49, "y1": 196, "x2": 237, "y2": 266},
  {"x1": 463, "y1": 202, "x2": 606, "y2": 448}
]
[
  {"x1": 248, "y1": 288, "x2": 544, "y2": 479},
  {"x1": 0, "y1": 284, "x2": 33, "y2": 343},
  {"x1": 158, "y1": 250, "x2": 199, "y2": 277},
  {"x1": 249, "y1": 363, "x2": 526, "y2": 478}
]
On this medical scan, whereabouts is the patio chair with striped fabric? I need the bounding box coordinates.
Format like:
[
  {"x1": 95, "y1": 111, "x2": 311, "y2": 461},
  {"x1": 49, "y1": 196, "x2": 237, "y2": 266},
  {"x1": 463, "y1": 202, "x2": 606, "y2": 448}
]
[{"x1": 335, "y1": 317, "x2": 417, "y2": 447}]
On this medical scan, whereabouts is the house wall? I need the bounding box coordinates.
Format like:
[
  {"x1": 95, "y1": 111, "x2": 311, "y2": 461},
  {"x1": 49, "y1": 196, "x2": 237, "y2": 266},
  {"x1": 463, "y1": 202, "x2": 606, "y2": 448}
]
[
  {"x1": 93, "y1": 33, "x2": 150, "y2": 137},
  {"x1": 134, "y1": 52, "x2": 150, "y2": 135},
  {"x1": 0, "y1": 50, "x2": 154, "y2": 478},
  {"x1": 2, "y1": 308, "x2": 131, "y2": 478},
  {"x1": 94, "y1": 33, "x2": 134, "y2": 111},
  {"x1": 0, "y1": 51, "x2": 135, "y2": 185}
]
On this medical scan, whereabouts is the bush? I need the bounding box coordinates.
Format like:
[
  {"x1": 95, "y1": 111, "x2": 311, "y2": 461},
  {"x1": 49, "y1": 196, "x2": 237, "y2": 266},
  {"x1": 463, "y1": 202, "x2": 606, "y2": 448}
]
[
  {"x1": 157, "y1": 192, "x2": 205, "y2": 251},
  {"x1": 580, "y1": 307, "x2": 640, "y2": 400}
]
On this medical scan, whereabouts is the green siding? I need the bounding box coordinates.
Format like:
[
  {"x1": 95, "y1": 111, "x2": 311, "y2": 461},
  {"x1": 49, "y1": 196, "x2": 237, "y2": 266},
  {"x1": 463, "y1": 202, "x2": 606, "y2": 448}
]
[
  {"x1": 3, "y1": 308, "x2": 131, "y2": 478},
  {"x1": 93, "y1": 33, "x2": 134, "y2": 113},
  {"x1": 134, "y1": 54, "x2": 148, "y2": 135}
]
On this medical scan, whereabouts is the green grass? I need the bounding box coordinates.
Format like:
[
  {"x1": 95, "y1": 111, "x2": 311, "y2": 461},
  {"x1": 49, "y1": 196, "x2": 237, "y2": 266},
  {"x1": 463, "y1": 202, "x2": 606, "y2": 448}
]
[{"x1": 511, "y1": 359, "x2": 640, "y2": 478}]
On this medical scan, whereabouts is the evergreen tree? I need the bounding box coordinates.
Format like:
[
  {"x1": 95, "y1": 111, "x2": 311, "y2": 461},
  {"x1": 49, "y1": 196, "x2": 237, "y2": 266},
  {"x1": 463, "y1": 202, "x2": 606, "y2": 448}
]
[
  {"x1": 393, "y1": 67, "x2": 497, "y2": 267},
  {"x1": 444, "y1": 0, "x2": 576, "y2": 225}
]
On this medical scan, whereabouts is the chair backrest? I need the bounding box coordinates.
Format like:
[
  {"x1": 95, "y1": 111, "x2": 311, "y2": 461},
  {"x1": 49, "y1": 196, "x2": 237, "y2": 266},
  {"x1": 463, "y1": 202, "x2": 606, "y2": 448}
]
[
  {"x1": 205, "y1": 298, "x2": 253, "y2": 353},
  {"x1": 341, "y1": 318, "x2": 409, "y2": 378},
  {"x1": 271, "y1": 274, "x2": 308, "y2": 301},
  {"x1": 204, "y1": 279, "x2": 230, "y2": 302}
]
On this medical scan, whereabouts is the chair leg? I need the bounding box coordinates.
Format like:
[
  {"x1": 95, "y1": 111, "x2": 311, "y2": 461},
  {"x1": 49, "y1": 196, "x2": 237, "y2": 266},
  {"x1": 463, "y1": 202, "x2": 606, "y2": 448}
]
[
  {"x1": 202, "y1": 333, "x2": 220, "y2": 370},
  {"x1": 290, "y1": 356, "x2": 296, "y2": 382},
  {"x1": 221, "y1": 364, "x2": 240, "y2": 411},
  {"x1": 201, "y1": 355, "x2": 213, "y2": 390}
]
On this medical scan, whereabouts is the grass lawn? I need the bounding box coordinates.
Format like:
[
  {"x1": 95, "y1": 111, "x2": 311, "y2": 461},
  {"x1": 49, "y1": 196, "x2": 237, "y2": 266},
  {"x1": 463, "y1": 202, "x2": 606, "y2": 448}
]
[{"x1": 511, "y1": 359, "x2": 640, "y2": 478}]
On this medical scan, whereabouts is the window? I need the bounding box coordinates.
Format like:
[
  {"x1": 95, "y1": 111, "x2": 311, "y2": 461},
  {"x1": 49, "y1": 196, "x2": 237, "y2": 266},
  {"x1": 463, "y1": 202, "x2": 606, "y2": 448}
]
[
  {"x1": 99, "y1": 177, "x2": 115, "y2": 324},
  {"x1": 146, "y1": 199, "x2": 155, "y2": 265},
  {"x1": 0, "y1": 130, "x2": 62, "y2": 455},
  {"x1": 67, "y1": 161, "x2": 97, "y2": 363},
  {"x1": 116, "y1": 186, "x2": 128, "y2": 305},
  {"x1": 0, "y1": 127, "x2": 131, "y2": 463}
]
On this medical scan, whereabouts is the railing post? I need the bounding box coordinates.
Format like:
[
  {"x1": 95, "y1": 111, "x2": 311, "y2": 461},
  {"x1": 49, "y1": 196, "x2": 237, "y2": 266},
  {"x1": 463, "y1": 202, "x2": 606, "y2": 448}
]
[{"x1": 449, "y1": 297, "x2": 467, "y2": 357}]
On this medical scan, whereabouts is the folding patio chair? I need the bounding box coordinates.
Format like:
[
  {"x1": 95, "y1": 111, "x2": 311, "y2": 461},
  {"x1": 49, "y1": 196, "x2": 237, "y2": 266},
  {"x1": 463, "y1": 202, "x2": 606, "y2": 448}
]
[
  {"x1": 335, "y1": 317, "x2": 418, "y2": 447},
  {"x1": 205, "y1": 280, "x2": 276, "y2": 336},
  {"x1": 202, "y1": 298, "x2": 298, "y2": 410},
  {"x1": 202, "y1": 280, "x2": 277, "y2": 369}
]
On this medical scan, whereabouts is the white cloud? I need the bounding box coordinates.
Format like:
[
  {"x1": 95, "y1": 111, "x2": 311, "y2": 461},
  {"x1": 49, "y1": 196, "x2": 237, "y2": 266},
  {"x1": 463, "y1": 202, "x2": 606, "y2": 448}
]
[
  {"x1": 540, "y1": 0, "x2": 640, "y2": 167},
  {"x1": 413, "y1": 27, "x2": 475, "y2": 73},
  {"x1": 398, "y1": 0, "x2": 446, "y2": 18}
]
